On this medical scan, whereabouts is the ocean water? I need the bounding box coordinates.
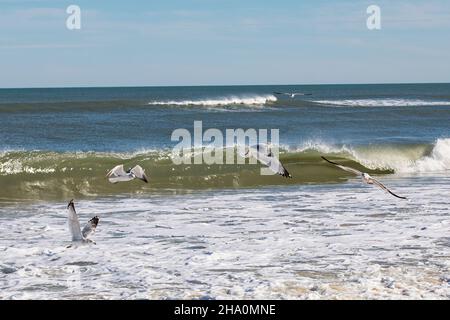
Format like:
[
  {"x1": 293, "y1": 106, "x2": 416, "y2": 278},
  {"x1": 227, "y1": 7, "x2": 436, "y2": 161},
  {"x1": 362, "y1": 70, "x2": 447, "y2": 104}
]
[{"x1": 0, "y1": 84, "x2": 449, "y2": 299}]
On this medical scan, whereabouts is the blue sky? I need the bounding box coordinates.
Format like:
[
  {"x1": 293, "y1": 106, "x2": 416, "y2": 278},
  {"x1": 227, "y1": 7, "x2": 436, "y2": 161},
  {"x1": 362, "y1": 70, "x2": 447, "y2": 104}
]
[{"x1": 0, "y1": 0, "x2": 449, "y2": 87}]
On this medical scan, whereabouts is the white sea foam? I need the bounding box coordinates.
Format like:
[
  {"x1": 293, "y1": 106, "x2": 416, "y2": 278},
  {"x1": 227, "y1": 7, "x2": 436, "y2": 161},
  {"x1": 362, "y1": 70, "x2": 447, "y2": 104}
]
[
  {"x1": 0, "y1": 159, "x2": 56, "y2": 175},
  {"x1": 410, "y1": 138, "x2": 450, "y2": 173},
  {"x1": 314, "y1": 99, "x2": 450, "y2": 107},
  {"x1": 1, "y1": 179, "x2": 450, "y2": 299},
  {"x1": 148, "y1": 95, "x2": 277, "y2": 106}
]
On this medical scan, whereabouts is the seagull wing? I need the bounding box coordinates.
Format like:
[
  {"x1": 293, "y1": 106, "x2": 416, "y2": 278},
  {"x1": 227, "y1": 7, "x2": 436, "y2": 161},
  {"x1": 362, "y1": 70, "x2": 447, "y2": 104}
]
[
  {"x1": 82, "y1": 216, "x2": 99, "y2": 239},
  {"x1": 106, "y1": 164, "x2": 126, "y2": 178},
  {"x1": 237, "y1": 146, "x2": 250, "y2": 159},
  {"x1": 273, "y1": 92, "x2": 294, "y2": 97},
  {"x1": 321, "y1": 156, "x2": 362, "y2": 176},
  {"x1": 67, "y1": 200, "x2": 83, "y2": 241},
  {"x1": 371, "y1": 178, "x2": 407, "y2": 199},
  {"x1": 107, "y1": 164, "x2": 133, "y2": 183},
  {"x1": 267, "y1": 155, "x2": 292, "y2": 178},
  {"x1": 254, "y1": 143, "x2": 269, "y2": 153},
  {"x1": 131, "y1": 165, "x2": 149, "y2": 183},
  {"x1": 251, "y1": 146, "x2": 292, "y2": 178}
]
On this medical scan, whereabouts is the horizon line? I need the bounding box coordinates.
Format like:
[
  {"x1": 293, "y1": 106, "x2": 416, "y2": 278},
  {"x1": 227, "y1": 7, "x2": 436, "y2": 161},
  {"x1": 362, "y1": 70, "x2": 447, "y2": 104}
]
[{"x1": 1, "y1": 81, "x2": 450, "y2": 90}]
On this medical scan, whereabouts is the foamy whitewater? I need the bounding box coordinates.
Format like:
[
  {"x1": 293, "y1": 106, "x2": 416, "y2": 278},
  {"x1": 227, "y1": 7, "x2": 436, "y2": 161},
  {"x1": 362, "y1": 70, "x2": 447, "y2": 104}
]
[
  {"x1": 1, "y1": 84, "x2": 449, "y2": 299},
  {"x1": 1, "y1": 177, "x2": 450, "y2": 299}
]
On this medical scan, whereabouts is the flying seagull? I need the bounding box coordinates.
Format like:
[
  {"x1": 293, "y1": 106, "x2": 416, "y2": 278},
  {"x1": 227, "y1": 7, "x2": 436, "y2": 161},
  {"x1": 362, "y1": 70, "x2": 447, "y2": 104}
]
[
  {"x1": 321, "y1": 156, "x2": 407, "y2": 199},
  {"x1": 67, "y1": 199, "x2": 99, "y2": 244},
  {"x1": 242, "y1": 144, "x2": 292, "y2": 178},
  {"x1": 106, "y1": 164, "x2": 148, "y2": 184},
  {"x1": 273, "y1": 92, "x2": 312, "y2": 98}
]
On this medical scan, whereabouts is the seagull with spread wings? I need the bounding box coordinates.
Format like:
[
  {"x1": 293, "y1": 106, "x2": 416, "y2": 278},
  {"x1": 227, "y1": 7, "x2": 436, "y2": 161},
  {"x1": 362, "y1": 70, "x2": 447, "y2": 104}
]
[
  {"x1": 67, "y1": 199, "x2": 99, "y2": 244},
  {"x1": 106, "y1": 164, "x2": 148, "y2": 184},
  {"x1": 273, "y1": 92, "x2": 312, "y2": 98},
  {"x1": 242, "y1": 144, "x2": 292, "y2": 178},
  {"x1": 321, "y1": 156, "x2": 407, "y2": 199}
]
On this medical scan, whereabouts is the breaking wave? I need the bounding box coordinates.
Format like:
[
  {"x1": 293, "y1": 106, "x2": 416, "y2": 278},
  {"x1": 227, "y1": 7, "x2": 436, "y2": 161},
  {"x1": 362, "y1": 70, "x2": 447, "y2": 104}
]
[
  {"x1": 0, "y1": 139, "x2": 448, "y2": 201},
  {"x1": 147, "y1": 95, "x2": 277, "y2": 106},
  {"x1": 291, "y1": 138, "x2": 450, "y2": 173}
]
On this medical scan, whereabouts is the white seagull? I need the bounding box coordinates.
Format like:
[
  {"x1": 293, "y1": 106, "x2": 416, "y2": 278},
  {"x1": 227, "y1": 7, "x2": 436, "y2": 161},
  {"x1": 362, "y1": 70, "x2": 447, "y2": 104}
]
[
  {"x1": 321, "y1": 156, "x2": 407, "y2": 199},
  {"x1": 273, "y1": 92, "x2": 312, "y2": 98},
  {"x1": 67, "y1": 199, "x2": 99, "y2": 244},
  {"x1": 242, "y1": 144, "x2": 292, "y2": 178},
  {"x1": 106, "y1": 164, "x2": 148, "y2": 184}
]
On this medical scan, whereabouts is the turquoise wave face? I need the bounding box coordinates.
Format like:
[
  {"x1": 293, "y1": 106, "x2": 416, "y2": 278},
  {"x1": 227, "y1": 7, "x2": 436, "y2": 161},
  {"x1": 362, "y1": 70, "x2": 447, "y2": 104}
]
[{"x1": 0, "y1": 139, "x2": 448, "y2": 201}]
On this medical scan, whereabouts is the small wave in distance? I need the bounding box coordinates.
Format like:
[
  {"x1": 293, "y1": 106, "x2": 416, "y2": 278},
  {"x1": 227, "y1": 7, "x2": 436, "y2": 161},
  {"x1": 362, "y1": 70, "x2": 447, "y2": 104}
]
[
  {"x1": 313, "y1": 98, "x2": 450, "y2": 107},
  {"x1": 148, "y1": 94, "x2": 277, "y2": 107}
]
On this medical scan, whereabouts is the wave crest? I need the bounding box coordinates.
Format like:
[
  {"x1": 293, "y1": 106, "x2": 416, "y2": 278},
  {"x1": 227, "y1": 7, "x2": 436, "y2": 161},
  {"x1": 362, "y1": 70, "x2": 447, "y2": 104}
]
[
  {"x1": 292, "y1": 138, "x2": 450, "y2": 173},
  {"x1": 148, "y1": 95, "x2": 277, "y2": 106}
]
